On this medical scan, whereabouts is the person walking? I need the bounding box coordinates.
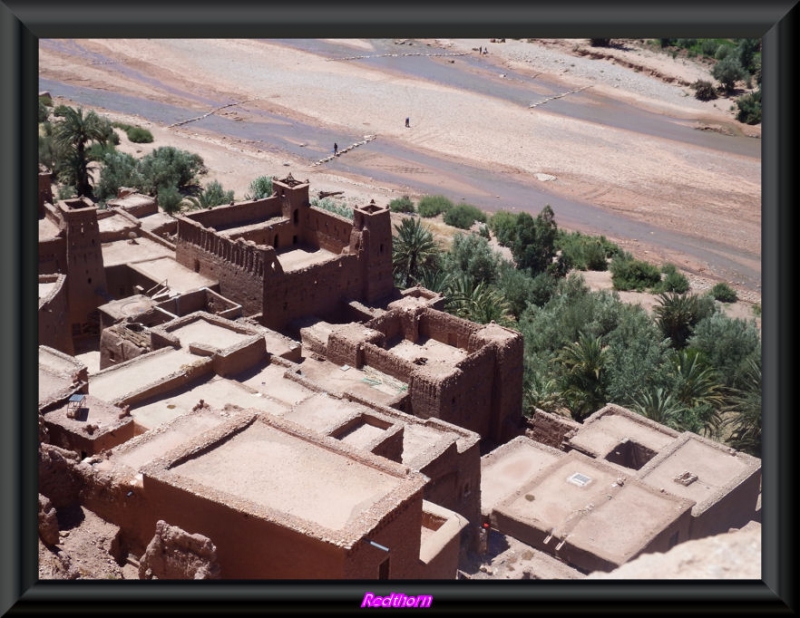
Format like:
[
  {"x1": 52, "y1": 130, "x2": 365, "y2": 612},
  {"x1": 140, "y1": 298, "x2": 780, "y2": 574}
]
[
  {"x1": 405, "y1": 117, "x2": 410, "y2": 128},
  {"x1": 333, "y1": 142, "x2": 338, "y2": 156}
]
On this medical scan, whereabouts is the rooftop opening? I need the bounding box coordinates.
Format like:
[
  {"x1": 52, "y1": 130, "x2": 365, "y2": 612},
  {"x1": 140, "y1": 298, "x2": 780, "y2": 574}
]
[{"x1": 604, "y1": 438, "x2": 657, "y2": 471}]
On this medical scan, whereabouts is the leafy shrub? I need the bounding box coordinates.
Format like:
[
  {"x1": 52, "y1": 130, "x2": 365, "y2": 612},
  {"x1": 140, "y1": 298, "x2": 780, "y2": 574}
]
[
  {"x1": 557, "y1": 231, "x2": 611, "y2": 271},
  {"x1": 655, "y1": 263, "x2": 690, "y2": 293},
  {"x1": 712, "y1": 56, "x2": 746, "y2": 92},
  {"x1": 610, "y1": 254, "x2": 662, "y2": 291},
  {"x1": 311, "y1": 197, "x2": 354, "y2": 219},
  {"x1": 126, "y1": 126, "x2": 154, "y2": 143},
  {"x1": 478, "y1": 224, "x2": 490, "y2": 239},
  {"x1": 715, "y1": 45, "x2": 731, "y2": 60},
  {"x1": 245, "y1": 175, "x2": 273, "y2": 200},
  {"x1": 38, "y1": 100, "x2": 49, "y2": 123},
  {"x1": 417, "y1": 195, "x2": 454, "y2": 218},
  {"x1": 736, "y1": 88, "x2": 761, "y2": 124},
  {"x1": 443, "y1": 203, "x2": 487, "y2": 229},
  {"x1": 156, "y1": 184, "x2": 184, "y2": 214},
  {"x1": 138, "y1": 146, "x2": 205, "y2": 195},
  {"x1": 57, "y1": 185, "x2": 76, "y2": 200},
  {"x1": 187, "y1": 180, "x2": 234, "y2": 209},
  {"x1": 693, "y1": 80, "x2": 718, "y2": 101},
  {"x1": 388, "y1": 195, "x2": 415, "y2": 213},
  {"x1": 53, "y1": 104, "x2": 71, "y2": 117},
  {"x1": 488, "y1": 210, "x2": 519, "y2": 247},
  {"x1": 39, "y1": 94, "x2": 53, "y2": 107},
  {"x1": 701, "y1": 39, "x2": 720, "y2": 57},
  {"x1": 95, "y1": 151, "x2": 142, "y2": 201},
  {"x1": 711, "y1": 282, "x2": 738, "y2": 303},
  {"x1": 752, "y1": 303, "x2": 761, "y2": 317}
]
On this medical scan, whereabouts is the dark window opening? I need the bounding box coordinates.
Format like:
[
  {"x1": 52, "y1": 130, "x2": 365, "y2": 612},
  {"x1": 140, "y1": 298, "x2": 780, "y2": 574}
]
[
  {"x1": 293, "y1": 209, "x2": 299, "y2": 224},
  {"x1": 604, "y1": 439, "x2": 657, "y2": 471},
  {"x1": 273, "y1": 235, "x2": 279, "y2": 249},
  {"x1": 193, "y1": 259, "x2": 200, "y2": 273},
  {"x1": 378, "y1": 557, "x2": 390, "y2": 580},
  {"x1": 379, "y1": 243, "x2": 384, "y2": 254},
  {"x1": 293, "y1": 235, "x2": 298, "y2": 245}
]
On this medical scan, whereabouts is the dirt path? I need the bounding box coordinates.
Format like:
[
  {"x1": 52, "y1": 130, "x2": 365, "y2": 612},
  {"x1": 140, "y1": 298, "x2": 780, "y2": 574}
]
[{"x1": 38, "y1": 38, "x2": 761, "y2": 303}]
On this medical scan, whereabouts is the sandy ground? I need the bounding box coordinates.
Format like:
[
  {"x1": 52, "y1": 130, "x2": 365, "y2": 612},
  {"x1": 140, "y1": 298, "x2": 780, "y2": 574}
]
[{"x1": 39, "y1": 38, "x2": 761, "y2": 305}]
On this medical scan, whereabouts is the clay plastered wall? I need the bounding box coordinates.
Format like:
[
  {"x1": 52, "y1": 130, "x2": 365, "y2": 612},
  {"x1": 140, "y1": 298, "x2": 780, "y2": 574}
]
[
  {"x1": 185, "y1": 198, "x2": 281, "y2": 230},
  {"x1": 343, "y1": 492, "x2": 424, "y2": 579},
  {"x1": 362, "y1": 343, "x2": 416, "y2": 383},
  {"x1": 112, "y1": 355, "x2": 214, "y2": 408},
  {"x1": 38, "y1": 274, "x2": 73, "y2": 355},
  {"x1": 417, "y1": 440, "x2": 481, "y2": 526},
  {"x1": 303, "y1": 208, "x2": 353, "y2": 253},
  {"x1": 38, "y1": 237, "x2": 66, "y2": 276},
  {"x1": 261, "y1": 255, "x2": 363, "y2": 331},
  {"x1": 327, "y1": 325, "x2": 385, "y2": 368},
  {"x1": 689, "y1": 470, "x2": 762, "y2": 540},
  {"x1": 228, "y1": 218, "x2": 294, "y2": 249},
  {"x1": 451, "y1": 345, "x2": 495, "y2": 438},
  {"x1": 526, "y1": 409, "x2": 580, "y2": 450},
  {"x1": 176, "y1": 224, "x2": 267, "y2": 316},
  {"x1": 142, "y1": 474, "x2": 347, "y2": 578},
  {"x1": 419, "y1": 310, "x2": 479, "y2": 350},
  {"x1": 99, "y1": 326, "x2": 151, "y2": 370},
  {"x1": 365, "y1": 311, "x2": 404, "y2": 342},
  {"x1": 212, "y1": 337, "x2": 267, "y2": 378}
]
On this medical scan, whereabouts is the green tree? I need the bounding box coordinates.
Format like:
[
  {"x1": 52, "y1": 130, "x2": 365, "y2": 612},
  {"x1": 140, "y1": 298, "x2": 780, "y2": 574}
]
[
  {"x1": 631, "y1": 386, "x2": 688, "y2": 429},
  {"x1": 488, "y1": 210, "x2": 519, "y2": 247},
  {"x1": 139, "y1": 146, "x2": 205, "y2": 195},
  {"x1": 723, "y1": 356, "x2": 761, "y2": 456},
  {"x1": 156, "y1": 184, "x2": 184, "y2": 214},
  {"x1": 53, "y1": 106, "x2": 112, "y2": 196},
  {"x1": 443, "y1": 203, "x2": 487, "y2": 229},
  {"x1": 95, "y1": 151, "x2": 142, "y2": 201},
  {"x1": 186, "y1": 180, "x2": 234, "y2": 210},
  {"x1": 555, "y1": 332, "x2": 609, "y2": 422},
  {"x1": 245, "y1": 175, "x2": 273, "y2": 200},
  {"x1": 687, "y1": 313, "x2": 760, "y2": 387},
  {"x1": 712, "y1": 55, "x2": 746, "y2": 93},
  {"x1": 511, "y1": 205, "x2": 558, "y2": 275},
  {"x1": 443, "y1": 233, "x2": 505, "y2": 285},
  {"x1": 392, "y1": 217, "x2": 441, "y2": 288},
  {"x1": 653, "y1": 292, "x2": 716, "y2": 349}
]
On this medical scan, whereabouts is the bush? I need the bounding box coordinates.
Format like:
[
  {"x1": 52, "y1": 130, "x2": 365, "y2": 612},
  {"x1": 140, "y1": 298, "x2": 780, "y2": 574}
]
[
  {"x1": 711, "y1": 282, "x2": 738, "y2": 303},
  {"x1": 95, "y1": 151, "x2": 142, "y2": 201},
  {"x1": 610, "y1": 254, "x2": 662, "y2": 291},
  {"x1": 245, "y1": 175, "x2": 273, "y2": 200},
  {"x1": 53, "y1": 104, "x2": 71, "y2": 117},
  {"x1": 39, "y1": 94, "x2": 53, "y2": 107},
  {"x1": 311, "y1": 197, "x2": 354, "y2": 219},
  {"x1": 556, "y1": 231, "x2": 611, "y2": 271},
  {"x1": 417, "y1": 195, "x2": 454, "y2": 218},
  {"x1": 156, "y1": 184, "x2": 184, "y2": 214},
  {"x1": 187, "y1": 180, "x2": 234, "y2": 209},
  {"x1": 38, "y1": 100, "x2": 49, "y2": 123},
  {"x1": 126, "y1": 126, "x2": 154, "y2": 143},
  {"x1": 488, "y1": 210, "x2": 519, "y2": 247},
  {"x1": 712, "y1": 56, "x2": 746, "y2": 93},
  {"x1": 443, "y1": 203, "x2": 487, "y2": 229},
  {"x1": 693, "y1": 80, "x2": 718, "y2": 101},
  {"x1": 478, "y1": 224, "x2": 490, "y2": 239},
  {"x1": 388, "y1": 195, "x2": 415, "y2": 213},
  {"x1": 736, "y1": 88, "x2": 761, "y2": 125},
  {"x1": 655, "y1": 263, "x2": 690, "y2": 293},
  {"x1": 138, "y1": 146, "x2": 205, "y2": 194},
  {"x1": 701, "y1": 39, "x2": 720, "y2": 57}
]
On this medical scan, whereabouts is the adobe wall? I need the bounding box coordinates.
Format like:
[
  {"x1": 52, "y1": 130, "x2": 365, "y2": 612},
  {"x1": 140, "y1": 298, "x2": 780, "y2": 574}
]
[
  {"x1": 38, "y1": 237, "x2": 66, "y2": 275},
  {"x1": 38, "y1": 444, "x2": 83, "y2": 509},
  {"x1": 365, "y1": 311, "x2": 404, "y2": 343},
  {"x1": 342, "y1": 492, "x2": 424, "y2": 579},
  {"x1": 107, "y1": 192, "x2": 158, "y2": 218},
  {"x1": 38, "y1": 274, "x2": 74, "y2": 355},
  {"x1": 362, "y1": 343, "x2": 416, "y2": 383},
  {"x1": 525, "y1": 409, "x2": 580, "y2": 450},
  {"x1": 326, "y1": 324, "x2": 385, "y2": 368},
  {"x1": 261, "y1": 255, "x2": 363, "y2": 331},
  {"x1": 689, "y1": 469, "x2": 762, "y2": 540},
  {"x1": 303, "y1": 207, "x2": 353, "y2": 253},
  {"x1": 417, "y1": 502, "x2": 469, "y2": 579},
  {"x1": 39, "y1": 166, "x2": 53, "y2": 215},
  {"x1": 99, "y1": 323, "x2": 152, "y2": 369},
  {"x1": 184, "y1": 197, "x2": 281, "y2": 230},
  {"x1": 142, "y1": 473, "x2": 347, "y2": 578},
  {"x1": 351, "y1": 203, "x2": 394, "y2": 304},
  {"x1": 175, "y1": 218, "x2": 273, "y2": 316},
  {"x1": 419, "y1": 310, "x2": 479, "y2": 350},
  {"x1": 212, "y1": 336, "x2": 267, "y2": 378},
  {"x1": 96, "y1": 208, "x2": 141, "y2": 243}
]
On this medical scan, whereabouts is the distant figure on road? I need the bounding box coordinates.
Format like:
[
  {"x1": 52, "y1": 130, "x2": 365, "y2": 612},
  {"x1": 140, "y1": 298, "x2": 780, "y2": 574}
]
[
  {"x1": 333, "y1": 142, "x2": 338, "y2": 156},
  {"x1": 405, "y1": 117, "x2": 410, "y2": 128}
]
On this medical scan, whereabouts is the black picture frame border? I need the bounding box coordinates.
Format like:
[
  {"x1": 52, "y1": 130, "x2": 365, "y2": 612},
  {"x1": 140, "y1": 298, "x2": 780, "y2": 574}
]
[{"x1": 2, "y1": 1, "x2": 794, "y2": 614}]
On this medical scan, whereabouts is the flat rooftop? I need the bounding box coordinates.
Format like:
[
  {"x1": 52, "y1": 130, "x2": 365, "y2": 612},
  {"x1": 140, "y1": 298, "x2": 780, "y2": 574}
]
[
  {"x1": 98, "y1": 295, "x2": 160, "y2": 322},
  {"x1": 98, "y1": 211, "x2": 138, "y2": 235},
  {"x1": 282, "y1": 392, "x2": 363, "y2": 435},
  {"x1": 292, "y1": 356, "x2": 406, "y2": 405},
  {"x1": 169, "y1": 417, "x2": 404, "y2": 531},
  {"x1": 568, "y1": 405, "x2": 678, "y2": 460},
  {"x1": 170, "y1": 317, "x2": 251, "y2": 350},
  {"x1": 138, "y1": 211, "x2": 177, "y2": 233},
  {"x1": 89, "y1": 348, "x2": 201, "y2": 403},
  {"x1": 480, "y1": 437, "x2": 565, "y2": 517},
  {"x1": 130, "y1": 256, "x2": 217, "y2": 294},
  {"x1": 38, "y1": 366, "x2": 74, "y2": 406},
  {"x1": 276, "y1": 245, "x2": 337, "y2": 272},
  {"x1": 38, "y1": 216, "x2": 61, "y2": 241},
  {"x1": 101, "y1": 237, "x2": 174, "y2": 267},
  {"x1": 111, "y1": 407, "x2": 235, "y2": 472},
  {"x1": 131, "y1": 376, "x2": 290, "y2": 432},
  {"x1": 387, "y1": 337, "x2": 466, "y2": 376},
  {"x1": 234, "y1": 361, "x2": 316, "y2": 407},
  {"x1": 636, "y1": 433, "x2": 760, "y2": 512},
  {"x1": 39, "y1": 346, "x2": 85, "y2": 377}
]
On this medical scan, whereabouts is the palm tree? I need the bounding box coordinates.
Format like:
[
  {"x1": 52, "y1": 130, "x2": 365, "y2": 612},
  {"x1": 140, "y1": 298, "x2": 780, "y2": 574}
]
[
  {"x1": 53, "y1": 106, "x2": 111, "y2": 196},
  {"x1": 630, "y1": 386, "x2": 688, "y2": 429},
  {"x1": 392, "y1": 217, "x2": 441, "y2": 288},
  {"x1": 653, "y1": 292, "x2": 715, "y2": 349},
  {"x1": 555, "y1": 332, "x2": 609, "y2": 422},
  {"x1": 668, "y1": 348, "x2": 726, "y2": 436},
  {"x1": 723, "y1": 356, "x2": 761, "y2": 456}
]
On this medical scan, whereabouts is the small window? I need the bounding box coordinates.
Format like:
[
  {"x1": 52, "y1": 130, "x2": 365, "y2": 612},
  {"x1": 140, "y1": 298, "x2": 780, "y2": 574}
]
[{"x1": 378, "y1": 557, "x2": 390, "y2": 580}]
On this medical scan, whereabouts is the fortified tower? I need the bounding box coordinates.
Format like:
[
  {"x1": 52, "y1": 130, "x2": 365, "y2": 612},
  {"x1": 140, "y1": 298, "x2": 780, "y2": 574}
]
[
  {"x1": 58, "y1": 197, "x2": 108, "y2": 340},
  {"x1": 274, "y1": 173, "x2": 310, "y2": 250},
  {"x1": 352, "y1": 200, "x2": 394, "y2": 303}
]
